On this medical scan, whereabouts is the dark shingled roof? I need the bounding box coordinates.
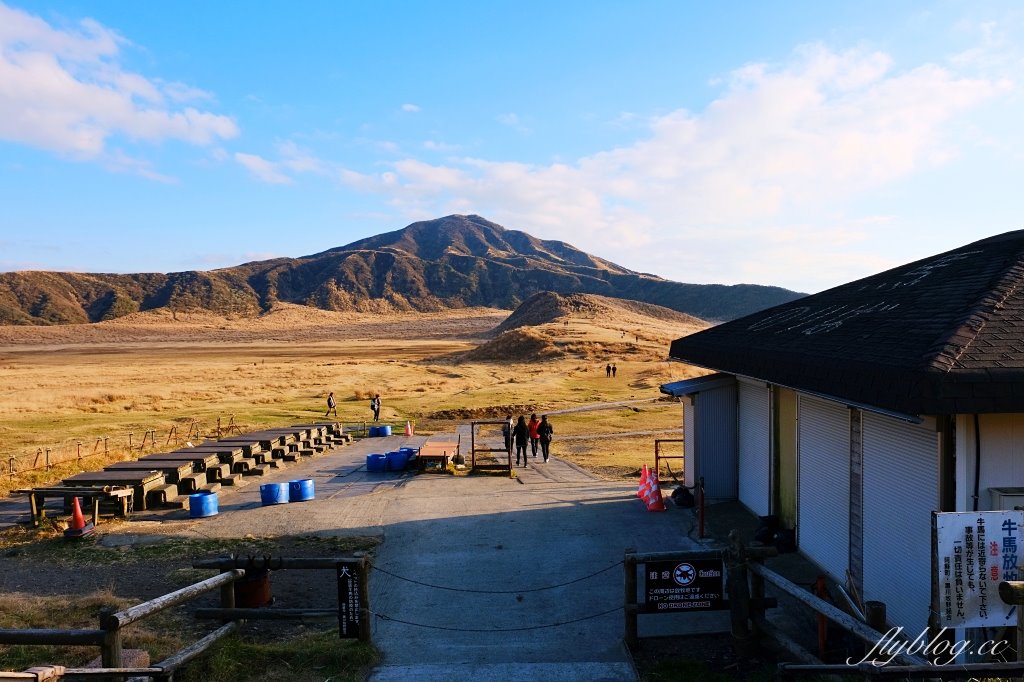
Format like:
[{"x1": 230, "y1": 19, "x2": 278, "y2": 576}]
[{"x1": 668, "y1": 230, "x2": 1024, "y2": 415}]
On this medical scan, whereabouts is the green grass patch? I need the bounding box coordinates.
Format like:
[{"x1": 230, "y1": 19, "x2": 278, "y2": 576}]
[
  {"x1": 179, "y1": 630, "x2": 378, "y2": 682},
  {"x1": 0, "y1": 529, "x2": 378, "y2": 567}
]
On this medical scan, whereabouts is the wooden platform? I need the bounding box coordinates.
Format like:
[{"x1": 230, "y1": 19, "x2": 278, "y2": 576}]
[{"x1": 419, "y1": 434, "x2": 460, "y2": 472}]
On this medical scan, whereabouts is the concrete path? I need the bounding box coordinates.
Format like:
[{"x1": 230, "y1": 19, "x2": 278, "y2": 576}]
[{"x1": 3, "y1": 434, "x2": 704, "y2": 680}]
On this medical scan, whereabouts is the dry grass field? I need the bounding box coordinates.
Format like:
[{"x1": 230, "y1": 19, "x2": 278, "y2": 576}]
[{"x1": 0, "y1": 303, "x2": 708, "y2": 496}]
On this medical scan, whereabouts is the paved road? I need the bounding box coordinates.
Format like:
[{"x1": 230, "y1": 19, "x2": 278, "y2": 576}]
[{"x1": 5, "y1": 433, "x2": 703, "y2": 680}]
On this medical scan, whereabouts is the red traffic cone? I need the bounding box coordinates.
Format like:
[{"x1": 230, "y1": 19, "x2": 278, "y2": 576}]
[
  {"x1": 637, "y1": 464, "x2": 650, "y2": 498},
  {"x1": 645, "y1": 473, "x2": 667, "y2": 512},
  {"x1": 64, "y1": 497, "x2": 95, "y2": 538},
  {"x1": 404, "y1": 420, "x2": 414, "y2": 437}
]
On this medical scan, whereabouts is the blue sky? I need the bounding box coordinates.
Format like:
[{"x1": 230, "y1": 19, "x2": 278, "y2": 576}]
[{"x1": 1, "y1": 1, "x2": 1022, "y2": 293}]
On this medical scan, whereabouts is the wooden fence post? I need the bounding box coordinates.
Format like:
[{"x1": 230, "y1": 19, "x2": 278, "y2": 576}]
[
  {"x1": 99, "y1": 607, "x2": 123, "y2": 673},
  {"x1": 623, "y1": 550, "x2": 638, "y2": 652},
  {"x1": 726, "y1": 530, "x2": 753, "y2": 656}
]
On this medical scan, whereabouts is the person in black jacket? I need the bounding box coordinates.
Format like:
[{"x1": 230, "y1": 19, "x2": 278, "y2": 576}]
[
  {"x1": 512, "y1": 415, "x2": 529, "y2": 467},
  {"x1": 538, "y1": 415, "x2": 554, "y2": 463}
]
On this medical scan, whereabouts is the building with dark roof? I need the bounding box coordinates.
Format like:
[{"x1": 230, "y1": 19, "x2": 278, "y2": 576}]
[{"x1": 661, "y1": 230, "x2": 1024, "y2": 637}]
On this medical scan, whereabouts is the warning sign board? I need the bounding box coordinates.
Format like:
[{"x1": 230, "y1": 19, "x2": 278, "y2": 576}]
[{"x1": 642, "y1": 557, "x2": 727, "y2": 613}]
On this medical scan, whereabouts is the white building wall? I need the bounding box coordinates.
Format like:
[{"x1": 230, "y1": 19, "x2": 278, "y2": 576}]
[{"x1": 955, "y1": 413, "x2": 1024, "y2": 511}]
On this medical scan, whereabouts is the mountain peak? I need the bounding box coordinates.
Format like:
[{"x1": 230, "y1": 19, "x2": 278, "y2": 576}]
[{"x1": 0, "y1": 215, "x2": 804, "y2": 324}]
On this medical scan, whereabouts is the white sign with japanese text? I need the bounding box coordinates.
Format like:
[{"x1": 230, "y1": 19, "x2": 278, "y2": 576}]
[{"x1": 935, "y1": 511, "x2": 1024, "y2": 628}]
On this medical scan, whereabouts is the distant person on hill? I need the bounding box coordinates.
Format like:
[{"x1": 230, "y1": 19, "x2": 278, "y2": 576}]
[
  {"x1": 606, "y1": 363, "x2": 612, "y2": 378},
  {"x1": 538, "y1": 415, "x2": 554, "y2": 463},
  {"x1": 513, "y1": 416, "x2": 529, "y2": 467},
  {"x1": 612, "y1": 364, "x2": 617, "y2": 378},
  {"x1": 502, "y1": 414, "x2": 513, "y2": 455},
  {"x1": 528, "y1": 413, "x2": 541, "y2": 458},
  {"x1": 371, "y1": 394, "x2": 381, "y2": 422},
  {"x1": 326, "y1": 392, "x2": 337, "y2": 418}
]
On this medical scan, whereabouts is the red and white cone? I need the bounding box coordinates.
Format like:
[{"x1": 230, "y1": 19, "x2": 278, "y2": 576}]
[
  {"x1": 645, "y1": 472, "x2": 667, "y2": 512},
  {"x1": 637, "y1": 463, "x2": 650, "y2": 498},
  {"x1": 404, "y1": 420, "x2": 414, "y2": 437}
]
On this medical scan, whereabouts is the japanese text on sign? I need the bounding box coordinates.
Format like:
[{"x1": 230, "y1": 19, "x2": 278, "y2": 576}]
[
  {"x1": 935, "y1": 511, "x2": 1023, "y2": 628},
  {"x1": 643, "y1": 557, "x2": 727, "y2": 613}
]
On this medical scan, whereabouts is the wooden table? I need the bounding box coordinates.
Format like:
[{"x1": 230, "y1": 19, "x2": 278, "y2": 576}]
[
  {"x1": 139, "y1": 451, "x2": 221, "y2": 471},
  {"x1": 14, "y1": 486, "x2": 135, "y2": 527},
  {"x1": 63, "y1": 470, "x2": 165, "y2": 511},
  {"x1": 168, "y1": 444, "x2": 246, "y2": 465},
  {"x1": 104, "y1": 460, "x2": 193, "y2": 483}
]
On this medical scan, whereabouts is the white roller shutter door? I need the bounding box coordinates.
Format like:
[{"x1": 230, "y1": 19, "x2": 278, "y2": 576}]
[
  {"x1": 798, "y1": 395, "x2": 850, "y2": 582},
  {"x1": 862, "y1": 413, "x2": 938, "y2": 634},
  {"x1": 738, "y1": 379, "x2": 771, "y2": 517}
]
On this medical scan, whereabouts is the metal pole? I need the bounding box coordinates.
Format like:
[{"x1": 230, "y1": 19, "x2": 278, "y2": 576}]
[{"x1": 357, "y1": 557, "x2": 371, "y2": 645}]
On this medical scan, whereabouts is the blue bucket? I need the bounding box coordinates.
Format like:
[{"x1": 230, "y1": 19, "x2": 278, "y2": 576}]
[
  {"x1": 189, "y1": 491, "x2": 218, "y2": 517},
  {"x1": 259, "y1": 482, "x2": 289, "y2": 506},
  {"x1": 289, "y1": 479, "x2": 315, "y2": 502},
  {"x1": 366, "y1": 454, "x2": 387, "y2": 472},
  {"x1": 378, "y1": 425, "x2": 392, "y2": 437},
  {"x1": 386, "y1": 450, "x2": 409, "y2": 472}
]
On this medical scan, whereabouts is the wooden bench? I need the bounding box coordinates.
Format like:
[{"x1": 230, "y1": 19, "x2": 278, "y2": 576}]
[{"x1": 13, "y1": 486, "x2": 134, "y2": 527}]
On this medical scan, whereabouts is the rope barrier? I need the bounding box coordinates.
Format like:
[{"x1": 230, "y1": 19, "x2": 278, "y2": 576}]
[
  {"x1": 369, "y1": 559, "x2": 622, "y2": 594},
  {"x1": 371, "y1": 605, "x2": 622, "y2": 632}
]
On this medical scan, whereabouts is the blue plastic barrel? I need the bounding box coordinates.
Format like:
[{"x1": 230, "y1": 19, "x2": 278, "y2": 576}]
[
  {"x1": 289, "y1": 478, "x2": 315, "y2": 502},
  {"x1": 378, "y1": 424, "x2": 392, "y2": 437},
  {"x1": 366, "y1": 454, "x2": 387, "y2": 472},
  {"x1": 260, "y1": 482, "x2": 289, "y2": 506},
  {"x1": 399, "y1": 447, "x2": 418, "y2": 462},
  {"x1": 189, "y1": 491, "x2": 218, "y2": 517},
  {"x1": 367, "y1": 426, "x2": 380, "y2": 438},
  {"x1": 386, "y1": 450, "x2": 409, "y2": 472}
]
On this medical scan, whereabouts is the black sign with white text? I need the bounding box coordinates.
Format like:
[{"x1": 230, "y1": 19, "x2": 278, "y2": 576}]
[
  {"x1": 336, "y1": 562, "x2": 362, "y2": 638},
  {"x1": 642, "y1": 558, "x2": 727, "y2": 613}
]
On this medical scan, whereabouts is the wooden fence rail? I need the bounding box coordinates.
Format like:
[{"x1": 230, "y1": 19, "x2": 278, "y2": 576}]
[{"x1": 0, "y1": 569, "x2": 246, "y2": 681}]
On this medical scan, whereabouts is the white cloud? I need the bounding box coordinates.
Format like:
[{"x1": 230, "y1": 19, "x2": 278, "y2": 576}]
[
  {"x1": 496, "y1": 112, "x2": 531, "y2": 134},
  {"x1": 0, "y1": 2, "x2": 238, "y2": 163},
  {"x1": 401, "y1": 103, "x2": 421, "y2": 112},
  {"x1": 423, "y1": 139, "x2": 460, "y2": 152},
  {"x1": 234, "y1": 152, "x2": 292, "y2": 184},
  {"x1": 329, "y1": 44, "x2": 1007, "y2": 290}
]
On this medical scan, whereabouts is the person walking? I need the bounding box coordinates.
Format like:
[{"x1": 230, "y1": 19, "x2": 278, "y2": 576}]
[
  {"x1": 538, "y1": 415, "x2": 554, "y2": 463},
  {"x1": 528, "y1": 413, "x2": 541, "y2": 459},
  {"x1": 612, "y1": 364, "x2": 617, "y2": 378},
  {"x1": 325, "y1": 391, "x2": 337, "y2": 418},
  {"x1": 606, "y1": 363, "x2": 611, "y2": 378},
  {"x1": 513, "y1": 416, "x2": 529, "y2": 467},
  {"x1": 370, "y1": 394, "x2": 381, "y2": 422}
]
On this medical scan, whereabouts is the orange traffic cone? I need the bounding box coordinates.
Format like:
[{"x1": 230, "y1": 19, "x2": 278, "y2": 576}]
[
  {"x1": 64, "y1": 497, "x2": 95, "y2": 538},
  {"x1": 645, "y1": 471, "x2": 667, "y2": 512},
  {"x1": 637, "y1": 464, "x2": 649, "y2": 498},
  {"x1": 404, "y1": 420, "x2": 414, "y2": 437}
]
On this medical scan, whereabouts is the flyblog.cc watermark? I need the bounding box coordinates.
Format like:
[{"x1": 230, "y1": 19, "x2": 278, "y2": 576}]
[{"x1": 850, "y1": 627, "x2": 1011, "y2": 667}]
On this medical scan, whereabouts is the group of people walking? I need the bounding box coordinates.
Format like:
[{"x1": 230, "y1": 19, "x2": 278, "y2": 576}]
[
  {"x1": 503, "y1": 413, "x2": 554, "y2": 466},
  {"x1": 324, "y1": 392, "x2": 382, "y2": 422}
]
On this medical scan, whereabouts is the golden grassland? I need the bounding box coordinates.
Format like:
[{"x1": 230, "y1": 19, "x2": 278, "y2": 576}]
[{"x1": 0, "y1": 304, "x2": 706, "y2": 496}]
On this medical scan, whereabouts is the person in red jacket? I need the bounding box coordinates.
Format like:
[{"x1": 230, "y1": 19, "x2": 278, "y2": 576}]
[{"x1": 528, "y1": 413, "x2": 541, "y2": 459}]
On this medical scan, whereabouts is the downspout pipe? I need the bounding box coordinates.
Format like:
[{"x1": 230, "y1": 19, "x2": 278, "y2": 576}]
[{"x1": 973, "y1": 414, "x2": 982, "y2": 512}]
